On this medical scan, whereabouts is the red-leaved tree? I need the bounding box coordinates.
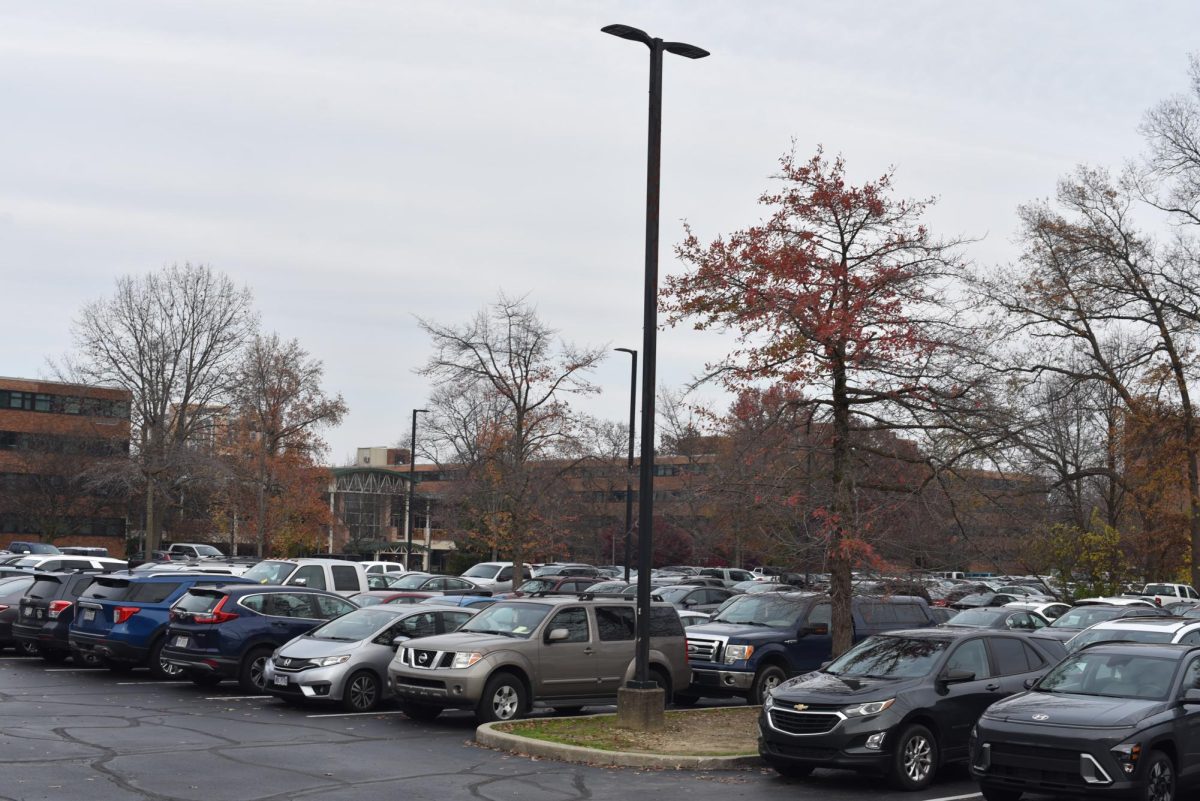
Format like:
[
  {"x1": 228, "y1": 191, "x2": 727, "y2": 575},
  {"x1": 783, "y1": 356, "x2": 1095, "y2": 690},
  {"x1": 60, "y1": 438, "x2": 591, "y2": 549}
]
[{"x1": 664, "y1": 148, "x2": 987, "y2": 654}]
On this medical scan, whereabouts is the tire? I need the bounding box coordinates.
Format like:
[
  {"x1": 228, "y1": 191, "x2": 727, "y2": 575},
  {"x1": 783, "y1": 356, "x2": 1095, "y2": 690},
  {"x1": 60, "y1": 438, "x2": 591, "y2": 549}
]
[
  {"x1": 475, "y1": 671, "x2": 527, "y2": 724},
  {"x1": 1138, "y1": 751, "x2": 1175, "y2": 801},
  {"x1": 750, "y1": 664, "x2": 787, "y2": 705},
  {"x1": 75, "y1": 650, "x2": 104, "y2": 667},
  {"x1": 239, "y1": 646, "x2": 274, "y2": 693},
  {"x1": 889, "y1": 723, "x2": 939, "y2": 790},
  {"x1": 191, "y1": 674, "x2": 223, "y2": 687},
  {"x1": 148, "y1": 638, "x2": 186, "y2": 680},
  {"x1": 342, "y1": 670, "x2": 381, "y2": 713},
  {"x1": 769, "y1": 761, "x2": 814, "y2": 779},
  {"x1": 673, "y1": 693, "x2": 700, "y2": 707},
  {"x1": 980, "y1": 786, "x2": 1023, "y2": 801},
  {"x1": 400, "y1": 702, "x2": 443, "y2": 722},
  {"x1": 17, "y1": 640, "x2": 39, "y2": 657},
  {"x1": 649, "y1": 667, "x2": 672, "y2": 699}
]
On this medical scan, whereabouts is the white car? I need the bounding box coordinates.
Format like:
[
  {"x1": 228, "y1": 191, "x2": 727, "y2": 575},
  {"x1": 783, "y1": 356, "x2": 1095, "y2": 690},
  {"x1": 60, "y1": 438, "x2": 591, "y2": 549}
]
[
  {"x1": 1066, "y1": 617, "x2": 1200, "y2": 652},
  {"x1": 359, "y1": 561, "x2": 409, "y2": 575},
  {"x1": 458, "y1": 562, "x2": 534, "y2": 593},
  {"x1": 10, "y1": 554, "x2": 127, "y2": 572},
  {"x1": 1074, "y1": 596, "x2": 1159, "y2": 607},
  {"x1": 1004, "y1": 600, "x2": 1071, "y2": 620}
]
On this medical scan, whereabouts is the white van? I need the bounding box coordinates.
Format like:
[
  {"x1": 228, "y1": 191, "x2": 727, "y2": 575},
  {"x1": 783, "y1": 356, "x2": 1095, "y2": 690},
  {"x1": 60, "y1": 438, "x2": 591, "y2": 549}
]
[
  {"x1": 460, "y1": 562, "x2": 534, "y2": 593},
  {"x1": 241, "y1": 558, "x2": 369, "y2": 597},
  {"x1": 360, "y1": 560, "x2": 409, "y2": 575}
]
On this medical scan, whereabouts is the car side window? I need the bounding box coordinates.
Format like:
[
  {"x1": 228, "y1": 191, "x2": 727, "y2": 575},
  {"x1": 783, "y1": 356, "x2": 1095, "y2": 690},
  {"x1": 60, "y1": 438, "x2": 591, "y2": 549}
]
[
  {"x1": 596, "y1": 606, "x2": 636, "y2": 641},
  {"x1": 398, "y1": 612, "x2": 438, "y2": 638},
  {"x1": 447, "y1": 578, "x2": 469, "y2": 590},
  {"x1": 1180, "y1": 630, "x2": 1200, "y2": 645},
  {"x1": 1183, "y1": 659, "x2": 1200, "y2": 690},
  {"x1": 426, "y1": 578, "x2": 445, "y2": 590},
  {"x1": 497, "y1": 567, "x2": 513, "y2": 581},
  {"x1": 990, "y1": 636, "x2": 1033, "y2": 675},
  {"x1": 288, "y1": 565, "x2": 326, "y2": 591},
  {"x1": 240, "y1": 594, "x2": 265, "y2": 613},
  {"x1": 945, "y1": 638, "x2": 992, "y2": 679},
  {"x1": 807, "y1": 603, "x2": 831, "y2": 628},
  {"x1": 331, "y1": 566, "x2": 360, "y2": 592},
  {"x1": 312, "y1": 595, "x2": 353, "y2": 619},
  {"x1": 439, "y1": 610, "x2": 473, "y2": 632},
  {"x1": 546, "y1": 607, "x2": 589, "y2": 643}
]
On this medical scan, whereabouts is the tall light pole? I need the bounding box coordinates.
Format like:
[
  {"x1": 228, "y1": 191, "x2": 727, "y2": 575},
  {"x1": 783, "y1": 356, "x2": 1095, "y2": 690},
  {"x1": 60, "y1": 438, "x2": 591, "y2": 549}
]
[
  {"x1": 601, "y1": 24, "x2": 708, "y2": 705},
  {"x1": 404, "y1": 408, "x2": 428, "y2": 571},
  {"x1": 614, "y1": 347, "x2": 637, "y2": 582}
]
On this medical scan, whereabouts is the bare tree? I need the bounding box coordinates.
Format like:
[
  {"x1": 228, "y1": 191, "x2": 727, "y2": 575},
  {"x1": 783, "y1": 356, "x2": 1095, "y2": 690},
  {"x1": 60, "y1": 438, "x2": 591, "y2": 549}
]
[
  {"x1": 62, "y1": 264, "x2": 257, "y2": 553},
  {"x1": 417, "y1": 293, "x2": 604, "y2": 588}
]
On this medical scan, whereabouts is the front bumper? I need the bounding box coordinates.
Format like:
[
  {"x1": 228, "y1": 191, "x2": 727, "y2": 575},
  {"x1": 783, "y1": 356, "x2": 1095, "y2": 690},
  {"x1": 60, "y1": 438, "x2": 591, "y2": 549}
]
[
  {"x1": 263, "y1": 659, "x2": 371, "y2": 702},
  {"x1": 387, "y1": 662, "x2": 491, "y2": 708},
  {"x1": 688, "y1": 666, "x2": 755, "y2": 695},
  {"x1": 757, "y1": 704, "x2": 897, "y2": 773},
  {"x1": 970, "y1": 724, "x2": 1141, "y2": 797}
]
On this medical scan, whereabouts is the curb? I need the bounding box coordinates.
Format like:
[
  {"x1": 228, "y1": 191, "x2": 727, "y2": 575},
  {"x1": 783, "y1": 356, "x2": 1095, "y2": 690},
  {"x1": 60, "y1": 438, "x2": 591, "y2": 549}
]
[{"x1": 475, "y1": 719, "x2": 763, "y2": 770}]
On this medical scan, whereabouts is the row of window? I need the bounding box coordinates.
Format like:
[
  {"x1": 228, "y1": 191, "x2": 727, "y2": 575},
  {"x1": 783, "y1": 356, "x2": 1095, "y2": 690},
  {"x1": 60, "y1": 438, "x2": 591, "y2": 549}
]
[
  {"x1": 551, "y1": 605, "x2": 685, "y2": 643},
  {"x1": 0, "y1": 430, "x2": 129, "y2": 456},
  {"x1": 0, "y1": 389, "x2": 129, "y2": 420},
  {"x1": 587, "y1": 489, "x2": 685, "y2": 503},
  {"x1": 0, "y1": 514, "x2": 126, "y2": 537}
]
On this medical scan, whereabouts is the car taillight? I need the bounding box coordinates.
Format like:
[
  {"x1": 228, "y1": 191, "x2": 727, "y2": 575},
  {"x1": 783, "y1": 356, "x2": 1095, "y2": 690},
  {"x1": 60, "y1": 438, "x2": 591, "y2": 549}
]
[
  {"x1": 191, "y1": 596, "x2": 238, "y2": 624},
  {"x1": 114, "y1": 607, "x2": 140, "y2": 624},
  {"x1": 0, "y1": 604, "x2": 8, "y2": 612},
  {"x1": 48, "y1": 600, "x2": 72, "y2": 619}
]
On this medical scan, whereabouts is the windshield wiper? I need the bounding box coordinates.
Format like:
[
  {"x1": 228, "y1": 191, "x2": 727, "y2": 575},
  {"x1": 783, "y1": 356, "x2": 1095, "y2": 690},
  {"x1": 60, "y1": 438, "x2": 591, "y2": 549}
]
[
  {"x1": 315, "y1": 635, "x2": 356, "y2": 642},
  {"x1": 466, "y1": 629, "x2": 517, "y2": 638}
]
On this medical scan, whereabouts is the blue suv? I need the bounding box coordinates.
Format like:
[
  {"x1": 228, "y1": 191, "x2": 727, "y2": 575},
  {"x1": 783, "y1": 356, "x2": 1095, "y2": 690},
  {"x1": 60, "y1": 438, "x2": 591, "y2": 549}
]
[
  {"x1": 161, "y1": 585, "x2": 358, "y2": 692},
  {"x1": 69, "y1": 572, "x2": 255, "y2": 679}
]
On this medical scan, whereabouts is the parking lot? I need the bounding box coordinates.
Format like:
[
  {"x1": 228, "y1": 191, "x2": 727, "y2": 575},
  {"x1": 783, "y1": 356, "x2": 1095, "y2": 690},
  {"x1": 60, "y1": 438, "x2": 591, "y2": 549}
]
[{"x1": 0, "y1": 654, "x2": 1010, "y2": 801}]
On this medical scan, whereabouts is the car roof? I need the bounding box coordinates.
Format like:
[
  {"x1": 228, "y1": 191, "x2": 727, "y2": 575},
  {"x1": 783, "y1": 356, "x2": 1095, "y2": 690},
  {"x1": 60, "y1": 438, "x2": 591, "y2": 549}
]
[
  {"x1": 494, "y1": 595, "x2": 671, "y2": 608},
  {"x1": 1088, "y1": 616, "x2": 1198, "y2": 631},
  {"x1": 1074, "y1": 641, "x2": 1200, "y2": 658}
]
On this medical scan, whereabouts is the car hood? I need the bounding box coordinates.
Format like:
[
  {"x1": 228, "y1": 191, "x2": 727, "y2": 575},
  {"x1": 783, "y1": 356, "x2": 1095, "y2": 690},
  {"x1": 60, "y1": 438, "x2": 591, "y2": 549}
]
[
  {"x1": 687, "y1": 622, "x2": 794, "y2": 642},
  {"x1": 397, "y1": 631, "x2": 525, "y2": 653},
  {"x1": 1035, "y1": 628, "x2": 1078, "y2": 641},
  {"x1": 985, "y1": 690, "x2": 1164, "y2": 727},
  {"x1": 277, "y1": 636, "x2": 368, "y2": 659},
  {"x1": 772, "y1": 670, "x2": 918, "y2": 700}
]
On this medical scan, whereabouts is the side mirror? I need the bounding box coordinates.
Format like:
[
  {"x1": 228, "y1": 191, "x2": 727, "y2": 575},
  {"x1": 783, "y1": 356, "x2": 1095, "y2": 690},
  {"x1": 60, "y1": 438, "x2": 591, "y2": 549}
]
[
  {"x1": 391, "y1": 635, "x2": 409, "y2": 649},
  {"x1": 940, "y1": 668, "x2": 975, "y2": 685},
  {"x1": 1181, "y1": 688, "x2": 1200, "y2": 705},
  {"x1": 547, "y1": 628, "x2": 569, "y2": 642},
  {"x1": 1023, "y1": 677, "x2": 1036, "y2": 690},
  {"x1": 290, "y1": 577, "x2": 308, "y2": 586}
]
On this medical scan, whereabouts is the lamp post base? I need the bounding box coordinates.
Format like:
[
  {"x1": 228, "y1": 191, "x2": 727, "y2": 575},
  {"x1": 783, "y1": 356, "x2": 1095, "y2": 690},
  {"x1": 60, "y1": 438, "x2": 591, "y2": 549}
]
[{"x1": 616, "y1": 685, "x2": 665, "y2": 730}]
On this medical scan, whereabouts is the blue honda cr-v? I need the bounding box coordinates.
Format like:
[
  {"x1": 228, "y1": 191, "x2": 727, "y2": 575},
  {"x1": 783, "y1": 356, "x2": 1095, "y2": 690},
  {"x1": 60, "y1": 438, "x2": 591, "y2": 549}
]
[{"x1": 69, "y1": 572, "x2": 255, "y2": 678}]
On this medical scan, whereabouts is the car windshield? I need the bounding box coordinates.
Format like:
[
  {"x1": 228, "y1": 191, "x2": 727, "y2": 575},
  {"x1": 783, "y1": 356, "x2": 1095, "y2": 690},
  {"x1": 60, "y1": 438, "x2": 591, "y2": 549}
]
[
  {"x1": 1144, "y1": 584, "x2": 1178, "y2": 596},
  {"x1": 458, "y1": 603, "x2": 551, "y2": 638},
  {"x1": 241, "y1": 561, "x2": 296, "y2": 584},
  {"x1": 825, "y1": 635, "x2": 949, "y2": 679},
  {"x1": 1038, "y1": 652, "x2": 1179, "y2": 699},
  {"x1": 709, "y1": 595, "x2": 805, "y2": 627},
  {"x1": 1067, "y1": 628, "x2": 1175, "y2": 652},
  {"x1": 462, "y1": 564, "x2": 500, "y2": 579},
  {"x1": 654, "y1": 587, "x2": 693, "y2": 602},
  {"x1": 391, "y1": 573, "x2": 433, "y2": 589},
  {"x1": 517, "y1": 579, "x2": 556, "y2": 593},
  {"x1": 193, "y1": 545, "x2": 223, "y2": 557},
  {"x1": 1050, "y1": 606, "x2": 1124, "y2": 629},
  {"x1": 946, "y1": 608, "x2": 1006, "y2": 627},
  {"x1": 955, "y1": 593, "x2": 992, "y2": 606},
  {"x1": 307, "y1": 608, "x2": 398, "y2": 641}
]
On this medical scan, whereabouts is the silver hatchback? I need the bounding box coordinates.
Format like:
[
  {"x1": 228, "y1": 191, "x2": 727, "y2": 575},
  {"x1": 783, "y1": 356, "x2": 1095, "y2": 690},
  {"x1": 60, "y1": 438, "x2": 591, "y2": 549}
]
[{"x1": 264, "y1": 604, "x2": 478, "y2": 712}]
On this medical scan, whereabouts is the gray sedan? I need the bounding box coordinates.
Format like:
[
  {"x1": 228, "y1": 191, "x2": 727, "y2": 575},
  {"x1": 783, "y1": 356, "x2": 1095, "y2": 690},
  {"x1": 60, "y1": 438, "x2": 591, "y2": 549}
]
[{"x1": 263, "y1": 604, "x2": 478, "y2": 712}]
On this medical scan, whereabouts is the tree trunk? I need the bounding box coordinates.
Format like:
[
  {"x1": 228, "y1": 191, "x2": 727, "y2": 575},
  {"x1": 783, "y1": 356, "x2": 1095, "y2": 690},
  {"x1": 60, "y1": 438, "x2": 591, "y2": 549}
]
[
  {"x1": 829, "y1": 361, "x2": 854, "y2": 657},
  {"x1": 145, "y1": 475, "x2": 159, "y2": 554}
]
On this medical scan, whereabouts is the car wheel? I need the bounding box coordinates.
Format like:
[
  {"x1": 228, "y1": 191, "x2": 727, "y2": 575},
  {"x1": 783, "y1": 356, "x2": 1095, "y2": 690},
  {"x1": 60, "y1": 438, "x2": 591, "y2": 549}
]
[
  {"x1": 191, "y1": 674, "x2": 223, "y2": 687},
  {"x1": 400, "y1": 702, "x2": 443, "y2": 722},
  {"x1": 342, "y1": 670, "x2": 381, "y2": 713},
  {"x1": 16, "y1": 640, "x2": 39, "y2": 657},
  {"x1": 649, "y1": 667, "x2": 672, "y2": 698},
  {"x1": 238, "y1": 646, "x2": 274, "y2": 693},
  {"x1": 979, "y1": 785, "x2": 1022, "y2": 801},
  {"x1": 148, "y1": 638, "x2": 185, "y2": 680},
  {"x1": 889, "y1": 723, "x2": 938, "y2": 790},
  {"x1": 476, "y1": 672, "x2": 527, "y2": 724},
  {"x1": 1140, "y1": 751, "x2": 1175, "y2": 801},
  {"x1": 768, "y1": 761, "x2": 814, "y2": 779},
  {"x1": 76, "y1": 650, "x2": 104, "y2": 667},
  {"x1": 673, "y1": 693, "x2": 700, "y2": 707},
  {"x1": 750, "y1": 664, "x2": 786, "y2": 705}
]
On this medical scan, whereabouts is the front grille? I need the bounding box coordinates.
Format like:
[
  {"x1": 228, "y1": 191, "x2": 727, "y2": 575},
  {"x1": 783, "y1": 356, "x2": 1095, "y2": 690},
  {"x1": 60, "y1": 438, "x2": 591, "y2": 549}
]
[
  {"x1": 396, "y1": 676, "x2": 446, "y2": 690},
  {"x1": 687, "y1": 638, "x2": 721, "y2": 662},
  {"x1": 409, "y1": 649, "x2": 441, "y2": 669},
  {"x1": 768, "y1": 709, "x2": 841, "y2": 735},
  {"x1": 272, "y1": 657, "x2": 314, "y2": 673},
  {"x1": 988, "y1": 743, "x2": 1086, "y2": 786}
]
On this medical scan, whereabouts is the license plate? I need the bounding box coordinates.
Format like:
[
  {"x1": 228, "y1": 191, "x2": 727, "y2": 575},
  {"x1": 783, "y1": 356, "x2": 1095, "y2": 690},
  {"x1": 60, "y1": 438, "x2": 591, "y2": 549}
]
[
  {"x1": 174, "y1": 636, "x2": 189, "y2": 648},
  {"x1": 272, "y1": 675, "x2": 288, "y2": 687},
  {"x1": 83, "y1": 610, "x2": 95, "y2": 622}
]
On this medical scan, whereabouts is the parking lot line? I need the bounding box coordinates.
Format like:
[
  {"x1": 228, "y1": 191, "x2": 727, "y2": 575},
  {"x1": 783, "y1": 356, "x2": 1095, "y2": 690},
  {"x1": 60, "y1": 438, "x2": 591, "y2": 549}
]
[
  {"x1": 204, "y1": 695, "x2": 273, "y2": 700},
  {"x1": 44, "y1": 668, "x2": 107, "y2": 672},
  {"x1": 305, "y1": 710, "x2": 408, "y2": 718},
  {"x1": 116, "y1": 681, "x2": 191, "y2": 685},
  {"x1": 921, "y1": 794, "x2": 981, "y2": 801},
  {"x1": 0, "y1": 657, "x2": 37, "y2": 660}
]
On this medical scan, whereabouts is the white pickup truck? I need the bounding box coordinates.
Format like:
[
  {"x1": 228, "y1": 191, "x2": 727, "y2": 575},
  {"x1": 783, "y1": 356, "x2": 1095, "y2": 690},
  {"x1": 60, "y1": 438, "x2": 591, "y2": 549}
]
[
  {"x1": 240, "y1": 558, "x2": 370, "y2": 597},
  {"x1": 1141, "y1": 582, "x2": 1200, "y2": 605}
]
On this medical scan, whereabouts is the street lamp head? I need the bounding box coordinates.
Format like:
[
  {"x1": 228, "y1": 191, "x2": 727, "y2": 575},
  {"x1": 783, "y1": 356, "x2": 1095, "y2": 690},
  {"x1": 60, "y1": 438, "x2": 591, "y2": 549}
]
[
  {"x1": 614, "y1": 347, "x2": 636, "y2": 356},
  {"x1": 415, "y1": 408, "x2": 429, "y2": 414},
  {"x1": 601, "y1": 24, "x2": 651, "y2": 45},
  {"x1": 663, "y1": 41, "x2": 710, "y2": 59}
]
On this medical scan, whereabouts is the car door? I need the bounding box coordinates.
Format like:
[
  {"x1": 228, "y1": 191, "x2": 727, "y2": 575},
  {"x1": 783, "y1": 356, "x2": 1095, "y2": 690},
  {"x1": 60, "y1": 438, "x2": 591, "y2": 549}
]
[
  {"x1": 933, "y1": 636, "x2": 1004, "y2": 759},
  {"x1": 986, "y1": 634, "x2": 1048, "y2": 695},
  {"x1": 592, "y1": 605, "x2": 636, "y2": 693},
  {"x1": 1178, "y1": 657, "x2": 1200, "y2": 779},
  {"x1": 262, "y1": 593, "x2": 322, "y2": 643},
  {"x1": 537, "y1": 606, "x2": 599, "y2": 699},
  {"x1": 785, "y1": 600, "x2": 833, "y2": 672}
]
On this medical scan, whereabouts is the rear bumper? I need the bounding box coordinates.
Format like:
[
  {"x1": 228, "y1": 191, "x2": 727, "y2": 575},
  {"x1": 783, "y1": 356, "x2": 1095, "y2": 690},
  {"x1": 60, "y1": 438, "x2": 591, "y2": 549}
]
[
  {"x1": 69, "y1": 631, "x2": 149, "y2": 665},
  {"x1": 160, "y1": 645, "x2": 239, "y2": 677}
]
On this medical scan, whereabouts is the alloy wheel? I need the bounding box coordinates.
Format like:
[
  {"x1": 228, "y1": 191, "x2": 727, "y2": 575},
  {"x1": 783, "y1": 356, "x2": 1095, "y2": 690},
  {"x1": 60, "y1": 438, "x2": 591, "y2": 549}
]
[
  {"x1": 249, "y1": 656, "x2": 268, "y2": 690},
  {"x1": 1148, "y1": 759, "x2": 1173, "y2": 801},
  {"x1": 348, "y1": 675, "x2": 377, "y2": 710},
  {"x1": 491, "y1": 685, "x2": 519, "y2": 720},
  {"x1": 903, "y1": 734, "x2": 933, "y2": 783}
]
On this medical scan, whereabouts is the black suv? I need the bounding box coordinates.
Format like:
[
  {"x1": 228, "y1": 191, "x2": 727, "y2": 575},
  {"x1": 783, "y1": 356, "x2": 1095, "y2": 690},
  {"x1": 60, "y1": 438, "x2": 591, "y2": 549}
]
[
  {"x1": 11, "y1": 571, "x2": 100, "y2": 662},
  {"x1": 972, "y1": 642, "x2": 1200, "y2": 801},
  {"x1": 759, "y1": 628, "x2": 1060, "y2": 790}
]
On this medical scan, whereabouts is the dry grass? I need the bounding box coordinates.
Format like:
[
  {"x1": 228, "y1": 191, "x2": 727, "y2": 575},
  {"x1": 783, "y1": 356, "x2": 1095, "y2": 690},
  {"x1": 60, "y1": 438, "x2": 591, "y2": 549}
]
[{"x1": 495, "y1": 706, "x2": 760, "y2": 756}]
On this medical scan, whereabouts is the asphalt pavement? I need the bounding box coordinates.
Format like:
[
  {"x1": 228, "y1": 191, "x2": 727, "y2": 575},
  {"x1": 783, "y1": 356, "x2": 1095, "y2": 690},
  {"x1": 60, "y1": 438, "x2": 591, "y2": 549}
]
[{"x1": 0, "y1": 653, "x2": 1000, "y2": 801}]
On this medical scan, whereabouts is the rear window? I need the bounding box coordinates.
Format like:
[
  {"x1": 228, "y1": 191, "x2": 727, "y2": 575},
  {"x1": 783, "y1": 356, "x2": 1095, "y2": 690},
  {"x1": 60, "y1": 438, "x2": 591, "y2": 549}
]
[
  {"x1": 27, "y1": 577, "x2": 64, "y2": 599},
  {"x1": 82, "y1": 579, "x2": 134, "y2": 601},
  {"x1": 331, "y1": 565, "x2": 361, "y2": 591},
  {"x1": 129, "y1": 582, "x2": 183, "y2": 604},
  {"x1": 174, "y1": 591, "x2": 225, "y2": 614},
  {"x1": 894, "y1": 603, "x2": 930, "y2": 624},
  {"x1": 597, "y1": 606, "x2": 636, "y2": 641}
]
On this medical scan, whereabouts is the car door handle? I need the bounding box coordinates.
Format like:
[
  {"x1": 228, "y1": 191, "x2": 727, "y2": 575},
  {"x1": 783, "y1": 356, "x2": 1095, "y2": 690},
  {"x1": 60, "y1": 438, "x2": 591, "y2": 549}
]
[
  {"x1": 583, "y1": 647, "x2": 594, "y2": 656},
  {"x1": 985, "y1": 683, "x2": 1000, "y2": 691}
]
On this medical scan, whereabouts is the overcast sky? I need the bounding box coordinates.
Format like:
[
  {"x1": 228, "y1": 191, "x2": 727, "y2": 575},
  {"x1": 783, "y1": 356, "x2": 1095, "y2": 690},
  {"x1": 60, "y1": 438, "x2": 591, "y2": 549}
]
[{"x1": 3, "y1": 1, "x2": 1198, "y2": 463}]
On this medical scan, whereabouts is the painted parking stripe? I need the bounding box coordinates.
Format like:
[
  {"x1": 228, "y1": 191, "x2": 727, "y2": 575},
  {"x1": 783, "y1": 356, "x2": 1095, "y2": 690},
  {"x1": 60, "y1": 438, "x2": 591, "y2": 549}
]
[
  {"x1": 116, "y1": 681, "x2": 191, "y2": 685},
  {"x1": 44, "y1": 668, "x2": 107, "y2": 672},
  {"x1": 204, "y1": 695, "x2": 272, "y2": 700},
  {"x1": 306, "y1": 710, "x2": 408, "y2": 718},
  {"x1": 920, "y1": 794, "x2": 981, "y2": 801}
]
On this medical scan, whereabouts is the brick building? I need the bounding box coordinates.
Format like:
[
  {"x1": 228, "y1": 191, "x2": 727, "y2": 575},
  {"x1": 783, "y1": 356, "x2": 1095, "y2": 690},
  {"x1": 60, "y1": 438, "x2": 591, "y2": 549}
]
[{"x1": 0, "y1": 377, "x2": 132, "y2": 553}]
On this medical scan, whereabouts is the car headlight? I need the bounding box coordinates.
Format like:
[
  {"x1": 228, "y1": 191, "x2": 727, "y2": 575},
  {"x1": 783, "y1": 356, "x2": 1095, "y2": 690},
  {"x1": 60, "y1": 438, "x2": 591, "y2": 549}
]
[
  {"x1": 724, "y1": 644, "x2": 754, "y2": 664},
  {"x1": 842, "y1": 698, "x2": 896, "y2": 717},
  {"x1": 451, "y1": 652, "x2": 484, "y2": 669},
  {"x1": 311, "y1": 655, "x2": 352, "y2": 667},
  {"x1": 1111, "y1": 742, "x2": 1141, "y2": 776}
]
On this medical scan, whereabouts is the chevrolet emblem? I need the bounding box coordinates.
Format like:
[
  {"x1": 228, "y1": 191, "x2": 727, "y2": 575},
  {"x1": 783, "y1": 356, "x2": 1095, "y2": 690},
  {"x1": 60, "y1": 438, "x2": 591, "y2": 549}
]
[{"x1": 793, "y1": 703, "x2": 809, "y2": 712}]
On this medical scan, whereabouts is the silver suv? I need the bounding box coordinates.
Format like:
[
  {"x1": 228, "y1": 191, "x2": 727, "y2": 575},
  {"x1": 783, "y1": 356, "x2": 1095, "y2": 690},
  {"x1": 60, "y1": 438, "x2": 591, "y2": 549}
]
[{"x1": 387, "y1": 596, "x2": 689, "y2": 723}]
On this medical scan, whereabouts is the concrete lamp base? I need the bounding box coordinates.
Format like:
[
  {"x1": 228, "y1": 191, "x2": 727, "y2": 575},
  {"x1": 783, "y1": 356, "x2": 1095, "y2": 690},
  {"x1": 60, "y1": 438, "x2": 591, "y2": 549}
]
[{"x1": 615, "y1": 686, "x2": 666, "y2": 731}]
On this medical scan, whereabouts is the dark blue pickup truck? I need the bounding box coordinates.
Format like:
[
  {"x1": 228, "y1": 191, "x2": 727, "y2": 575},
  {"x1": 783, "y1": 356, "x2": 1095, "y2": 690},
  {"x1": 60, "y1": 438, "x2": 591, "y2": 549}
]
[{"x1": 679, "y1": 592, "x2": 936, "y2": 705}]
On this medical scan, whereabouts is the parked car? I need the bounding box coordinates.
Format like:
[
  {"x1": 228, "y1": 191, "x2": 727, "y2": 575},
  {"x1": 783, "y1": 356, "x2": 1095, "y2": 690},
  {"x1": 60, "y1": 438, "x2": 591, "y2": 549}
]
[
  {"x1": 1035, "y1": 603, "x2": 1170, "y2": 643},
  {"x1": 166, "y1": 543, "x2": 225, "y2": 560},
  {"x1": 950, "y1": 592, "x2": 1026, "y2": 610},
  {"x1": 584, "y1": 580, "x2": 634, "y2": 596},
  {"x1": 385, "y1": 573, "x2": 487, "y2": 595},
  {"x1": 126, "y1": 550, "x2": 175, "y2": 568},
  {"x1": 971, "y1": 642, "x2": 1200, "y2": 801},
  {"x1": 240, "y1": 558, "x2": 370, "y2": 597},
  {"x1": 1140, "y1": 582, "x2": 1200, "y2": 606},
  {"x1": 416, "y1": 595, "x2": 495, "y2": 609},
  {"x1": 12, "y1": 571, "x2": 102, "y2": 662},
  {"x1": 69, "y1": 572, "x2": 255, "y2": 678},
  {"x1": 0, "y1": 574, "x2": 37, "y2": 652},
  {"x1": 359, "y1": 560, "x2": 408, "y2": 576},
  {"x1": 733, "y1": 581, "x2": 795, "y2": 594},
  {"x1": 677, "y1": 610, "x2": 711, "y2": 627},
  {"x1": 650, "y1": 584, "x2": 736, "y2": 613},
  {"x1": 387, "y1": 596, "x2": 689, "y2": 723},
  {"x1": 531, "y1": 564, "x2": 602, "y2": 579},
  {"x1": 264, "y1": 603, "x2": 478, "y2": 711},
  {"x1": 760, "y1": 628, "x2": 1061, "y2": 789},
  {"x1": 1075, "y1": 596, "x2": 1160, "y2": 607},
  {"x1": 161, "y1": 585, "x2": 358, "y2": 691},
  {"x1": 9, "y1": 554, "x2": 127, "y2": 573},
  {"x1": 494, "y1": 575, "x2": 601, "y2": 598},
  {"x1": 1003, "y1": 601, "x2": 1070, "y2": 620},
  {"x1": 943, "y1": 607, "x2": 1048, "y2": 631},
  {"x1": 683, "y1": 592, "x2": 937, "y2": 705},
  {"x1": 1066, "y1": 616, "x2": 1200, "y2": 653},
  {"x1": 5, "y1": 541, "x2": 60, "y2": 555},
  {"x1": 697, "y1": 567, "x2": 757, "y2": 588},
  {"x1": 458, "y1": 562, "x2": 534, "y2": 594},
  {"x1": 59, "y1": 546, "x2": 110, "y2": 557}
]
